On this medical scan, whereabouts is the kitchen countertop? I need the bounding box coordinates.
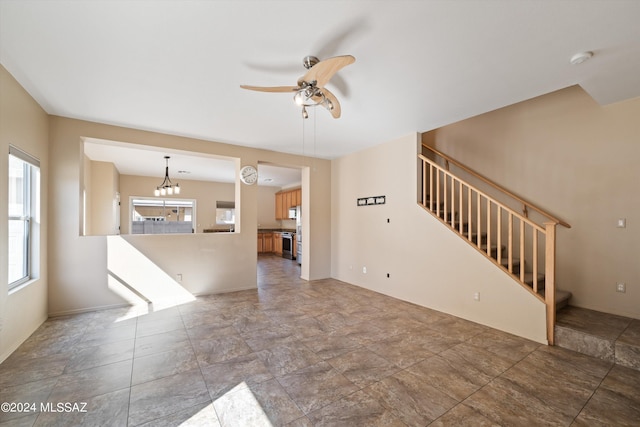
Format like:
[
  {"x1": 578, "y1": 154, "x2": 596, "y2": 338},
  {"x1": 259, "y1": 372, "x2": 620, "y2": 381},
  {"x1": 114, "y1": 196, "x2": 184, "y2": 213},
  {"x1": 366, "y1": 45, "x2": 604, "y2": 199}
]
[{"x1": 258, "y1": 229, "x2": 295, "y2": 233}]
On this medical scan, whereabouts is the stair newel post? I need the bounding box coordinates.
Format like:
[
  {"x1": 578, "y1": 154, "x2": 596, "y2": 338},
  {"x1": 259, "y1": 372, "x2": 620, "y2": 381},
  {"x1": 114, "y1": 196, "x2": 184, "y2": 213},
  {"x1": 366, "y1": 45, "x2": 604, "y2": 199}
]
[{"x1": 545, "y1": 221, "x2": 557, "y2": 345}]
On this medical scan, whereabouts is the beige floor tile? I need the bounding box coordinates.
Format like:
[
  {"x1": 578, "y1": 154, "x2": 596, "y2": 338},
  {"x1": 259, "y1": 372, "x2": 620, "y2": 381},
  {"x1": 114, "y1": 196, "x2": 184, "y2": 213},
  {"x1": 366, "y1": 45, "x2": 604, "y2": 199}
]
[
  {"x1": 327, "y1": 348, "x2": 400, "y2": 388},
  {"x1": 193, "y1": 335, "x2": 254, "y2": 367},
  {"x1": 276, "y1": 361, "x2": 359, "y2": 414},
  {"x1": 128, "y1": 368, "x2": 210, "y2": 426},
  {"x1": 132, "y1": 347, "x2": 199, "y2": 386},
  {"x1": 299, "y1": 333, "x2": 361, "y2": 360},
  {"x1": 213, "y1": 378, "x2": 303, "y2": 426},
  {"x1": 136, "y1": 402, "x2": 219, "y2": 427},
  {"x1": 407, "y1": 355, "x2": 487, "y2": 401},
  {"x1": 572, "y1": 387, "x2": 640, "y2": 426},
  {"x1": 430, "y1": 403, "x2": 500, "y2": 427},
  {"x1": 255, "y1": 342, "x2": 323, "y2": 377},
  {"x1": 47, "y1": 359, "x2": 133, "y2": 403},
  {"x1": 366, "y1": 332, "x2": 435, "y2": 368},
  {"x1": 306, "y1": 389, "x2": 406, "y2": 426},
  {"x1": 201, "y1": 353, "x2": 274, "y2": 401},
  {"x1": 33, "y1": 388, "x2": 130, "y2": 427},
  {"x1": 364, "y1": 369, "x2": 458, "y2": 426},
  {"x1": 64, "y1": 338, "x2": 135, "y2": 373},
  {"x1": 464, "y1": 377, "x2": 571, "y2": 426},
  {"x1": 2, "y1": 255, "x2": 640, "y2": 426}
]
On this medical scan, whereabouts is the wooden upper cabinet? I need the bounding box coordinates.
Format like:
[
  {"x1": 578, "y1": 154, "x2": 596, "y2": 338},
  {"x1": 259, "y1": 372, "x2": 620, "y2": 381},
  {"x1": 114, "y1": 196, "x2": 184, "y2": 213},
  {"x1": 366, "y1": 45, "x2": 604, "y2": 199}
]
[
  {"x1": 275, "y1": 192, "x2": 284, "y2": 220},
  {"x1": 275, "y1": 188, "x2": 301, "y2": 220},
  {"x1": 285, "y1": 191, "x2": 292, "y2": 210}
]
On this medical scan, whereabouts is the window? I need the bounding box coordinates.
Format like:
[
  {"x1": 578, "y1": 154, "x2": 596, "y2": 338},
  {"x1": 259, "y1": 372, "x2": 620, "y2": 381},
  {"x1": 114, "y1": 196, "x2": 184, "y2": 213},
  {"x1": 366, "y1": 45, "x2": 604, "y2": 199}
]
[
  {"x1": 8, "y1": 146, "x2": 40, "y2": 290},
  {"x1": 130, "y1": 197, "x2": 195, "y2": 234},
  {"x1": 215, "y1": 201, "x2": 235, "y2": 226}
]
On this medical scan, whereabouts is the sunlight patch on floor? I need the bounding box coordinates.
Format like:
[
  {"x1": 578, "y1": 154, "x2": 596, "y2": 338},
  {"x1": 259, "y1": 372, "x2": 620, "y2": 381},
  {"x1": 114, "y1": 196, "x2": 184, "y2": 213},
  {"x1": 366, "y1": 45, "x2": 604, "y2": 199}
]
[
  {"x1": 212, "y1": 382, "x2": 273, "y2": 426},
  {"x1": 107, "y1": 236, "x2": 195, "y2": 321}
]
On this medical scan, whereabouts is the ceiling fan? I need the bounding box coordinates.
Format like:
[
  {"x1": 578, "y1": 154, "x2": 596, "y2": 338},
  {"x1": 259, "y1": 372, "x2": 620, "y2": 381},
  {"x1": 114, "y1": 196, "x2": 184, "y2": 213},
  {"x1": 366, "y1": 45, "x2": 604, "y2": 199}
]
[{"x1": 241, "y1": 55, "x2": 355, "y2": 119}]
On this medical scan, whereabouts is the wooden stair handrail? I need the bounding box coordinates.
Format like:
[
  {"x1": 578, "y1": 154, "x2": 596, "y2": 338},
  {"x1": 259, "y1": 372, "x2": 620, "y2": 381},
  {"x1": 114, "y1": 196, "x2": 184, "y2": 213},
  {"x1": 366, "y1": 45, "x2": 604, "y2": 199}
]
[
  {"x1": 421, "y1": 144, "x2": 571, "y2": 229},
  {"x1": 418, "y1": 154, "x2": 562, "y2": 344}
]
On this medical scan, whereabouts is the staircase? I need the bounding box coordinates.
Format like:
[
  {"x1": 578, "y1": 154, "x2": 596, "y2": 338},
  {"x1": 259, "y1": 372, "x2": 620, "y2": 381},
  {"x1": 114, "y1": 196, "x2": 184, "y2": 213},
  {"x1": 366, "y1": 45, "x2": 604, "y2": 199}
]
[
  {"x1": 555, "y1": 306, "x2": 640, "y2": 371},
  {"x1": 427, "y1": 197, "x2": 572, "y2": 310},
  {"x1": 419, "y1": 144, "x2": 572, "y2": 344}
]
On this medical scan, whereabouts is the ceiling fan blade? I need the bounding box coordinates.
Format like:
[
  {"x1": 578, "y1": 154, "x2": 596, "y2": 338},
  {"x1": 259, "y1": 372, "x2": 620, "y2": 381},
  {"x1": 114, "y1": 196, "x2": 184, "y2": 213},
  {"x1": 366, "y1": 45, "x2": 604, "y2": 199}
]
[
  {"x1": 321, "y1": 88, "x2": 341, "y2": 119},
  {"x1": 315, "y1": 17, "x2": 368, "y2": 60},
  {"x1": 301, "y1": 55, "x2": 355, "y2": 88},
  {"x1": 240, "y1": 85, "x2": 298, "y2": 93}
]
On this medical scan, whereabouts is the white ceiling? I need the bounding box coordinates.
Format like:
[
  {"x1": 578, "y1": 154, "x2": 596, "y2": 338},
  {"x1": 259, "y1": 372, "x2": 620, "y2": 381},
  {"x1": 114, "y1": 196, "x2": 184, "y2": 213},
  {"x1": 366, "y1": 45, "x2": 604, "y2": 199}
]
[{"x1": 2, "y1": 0, "x2": 640, "y2": 162}]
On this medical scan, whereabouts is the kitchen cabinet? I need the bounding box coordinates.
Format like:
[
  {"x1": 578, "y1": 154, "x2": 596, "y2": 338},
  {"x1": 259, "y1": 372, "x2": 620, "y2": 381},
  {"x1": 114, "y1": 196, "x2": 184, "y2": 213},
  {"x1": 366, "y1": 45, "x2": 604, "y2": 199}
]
[
  {"x1": 286, "y1": 192, "x2": 293, "y2": 214},
  {"x1": 273, "y1": 231, "x2": 283, "y2": 255},
  {"x1": 275, "y1": 188, "x2": 302, "y2": 220},
  {"x1": 258, "y1": 232, "x2": 274, "y2": 253},
  {"x1": 257, "y1": 233, "x2": 264, "y2": 253},
  {"x1": 275, "y1": 193, "x2": 284, "y2": 220},
  {"x1": 262, "y1": 232, "x2": 273, "y2": 253}
]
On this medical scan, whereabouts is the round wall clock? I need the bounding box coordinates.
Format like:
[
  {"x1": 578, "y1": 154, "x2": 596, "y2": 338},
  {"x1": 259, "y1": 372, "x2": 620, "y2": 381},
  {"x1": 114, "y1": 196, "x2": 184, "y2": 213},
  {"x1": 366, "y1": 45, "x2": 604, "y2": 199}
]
[{"x1": 240, "y1": 165, "x2": 258, "y2": 185}]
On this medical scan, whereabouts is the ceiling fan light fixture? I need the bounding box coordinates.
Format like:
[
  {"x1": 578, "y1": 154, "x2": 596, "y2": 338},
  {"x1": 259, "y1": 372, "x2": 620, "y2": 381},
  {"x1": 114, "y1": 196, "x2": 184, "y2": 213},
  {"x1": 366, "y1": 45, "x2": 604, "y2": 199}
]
[
  {"x1": 293, "y1": 90, "x2": 306, "y2": 106},
  {"x1": 326, "y1": 99, "x2": 334, "y2": 111},
  {"x1": 242, "y1": 55, "x2": 354, "y2": 119},
  {"x1": 293, "y1": 86, "x2": 323, "y2": 107}
]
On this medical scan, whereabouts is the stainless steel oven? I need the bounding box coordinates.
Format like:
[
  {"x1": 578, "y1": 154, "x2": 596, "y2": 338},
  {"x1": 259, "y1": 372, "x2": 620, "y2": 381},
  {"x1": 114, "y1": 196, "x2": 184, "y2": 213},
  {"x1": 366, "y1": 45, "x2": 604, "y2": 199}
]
[{"x1": 282, "y1": 232, "x2": 294, "y2": 260}]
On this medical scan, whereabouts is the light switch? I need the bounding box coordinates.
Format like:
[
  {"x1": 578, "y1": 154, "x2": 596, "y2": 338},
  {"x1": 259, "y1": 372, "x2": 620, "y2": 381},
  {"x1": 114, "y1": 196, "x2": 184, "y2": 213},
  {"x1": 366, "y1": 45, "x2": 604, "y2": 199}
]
[{"x1": 617, "y1": 218, "x2": 626, "y2": 228}]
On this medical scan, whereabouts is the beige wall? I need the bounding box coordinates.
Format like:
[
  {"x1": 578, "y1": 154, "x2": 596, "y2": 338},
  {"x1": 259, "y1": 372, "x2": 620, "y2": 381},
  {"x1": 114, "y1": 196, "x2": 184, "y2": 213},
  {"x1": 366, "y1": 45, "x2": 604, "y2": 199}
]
[
  {"x1": 119, "y1": 175, "x2": 235, "y2": 234},
  {"x1": 82, "y1": 154, "x2": 92, "y2": 235},
  {"x1": 47, "y1": 116, "x2": 331, "y2": 315},
  {"x1": 89, "y1": 160, "x2": 120, "y2": 235},
  {"x1": 331, "y1": 133, "x2": 547, "y2": 343},
  {"x1": 257, "y1": 186, "x2": 280, "y2": 229},
  {"x1": 0, "y1": 66, "x2": 49, "y2": 362},
  {"x1": 426, "y1": 86, "x2": 640, "y2": 319}
]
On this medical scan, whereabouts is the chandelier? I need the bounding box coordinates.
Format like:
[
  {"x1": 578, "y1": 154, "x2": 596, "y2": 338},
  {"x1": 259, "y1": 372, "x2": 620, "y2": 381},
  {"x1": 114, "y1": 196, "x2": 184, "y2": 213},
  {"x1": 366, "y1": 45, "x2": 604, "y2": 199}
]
[{"x1": 154, "y1": 156, "x2": 180, "y2": 196}]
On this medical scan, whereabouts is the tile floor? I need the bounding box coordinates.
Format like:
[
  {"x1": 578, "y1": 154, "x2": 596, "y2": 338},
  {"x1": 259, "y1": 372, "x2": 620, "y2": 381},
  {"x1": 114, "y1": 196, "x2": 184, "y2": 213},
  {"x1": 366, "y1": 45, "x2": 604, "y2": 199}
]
[{"x1": 1, "y1": 254, "x2": 639, "y2": 426}]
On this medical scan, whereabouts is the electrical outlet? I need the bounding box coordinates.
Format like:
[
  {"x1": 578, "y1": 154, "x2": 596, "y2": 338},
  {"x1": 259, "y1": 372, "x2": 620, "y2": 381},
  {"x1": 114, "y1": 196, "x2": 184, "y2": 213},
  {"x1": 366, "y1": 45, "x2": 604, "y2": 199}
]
[
  {"x1": 387, "y1": 273, "x2": 390, "y2": 278},
  {"x1": 177, "y1": 274, "x2": 183, "y2": 282},
  {"x1": 473, "y1": 292, "x2": 480, "y2": 301},
  {"x1": 616, "y1": 282, "x2": 626, "y2": 293},
  {"x1": 362, "y1": 266, "x2": 367, "y2": 274}
]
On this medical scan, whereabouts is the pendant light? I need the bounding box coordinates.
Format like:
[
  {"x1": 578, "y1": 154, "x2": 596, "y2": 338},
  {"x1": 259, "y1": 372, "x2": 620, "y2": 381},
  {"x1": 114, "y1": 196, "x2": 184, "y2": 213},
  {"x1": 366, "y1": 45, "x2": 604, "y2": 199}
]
[{"x1": 154, "y1": 156, "x2": 180, "y2": 196}]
